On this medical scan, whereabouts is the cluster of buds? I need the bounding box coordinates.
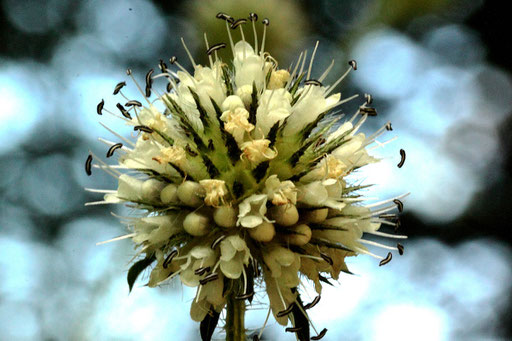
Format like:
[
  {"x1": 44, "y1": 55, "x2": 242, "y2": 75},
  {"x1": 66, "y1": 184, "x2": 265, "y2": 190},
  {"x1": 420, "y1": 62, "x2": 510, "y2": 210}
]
[{"x1": 86, "y1": 12, "x2": 407, "y2": 341}]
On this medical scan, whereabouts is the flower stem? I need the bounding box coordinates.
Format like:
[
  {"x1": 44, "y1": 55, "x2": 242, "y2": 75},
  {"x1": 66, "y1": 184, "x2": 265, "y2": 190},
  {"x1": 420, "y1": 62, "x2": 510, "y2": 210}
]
[{"x1": 226, "y1": 284, "x2": 246, "y2": 341}]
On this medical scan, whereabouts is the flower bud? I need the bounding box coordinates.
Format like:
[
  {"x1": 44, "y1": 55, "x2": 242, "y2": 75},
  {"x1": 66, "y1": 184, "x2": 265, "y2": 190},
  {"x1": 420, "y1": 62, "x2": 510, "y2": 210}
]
[
  {"x1": 183, "y1": 210, "x2": 210, "y2": 236},
  {"x1": 213, "y1": 206, "x2": 238, "y2": 228},
  {"x1": 160, "y1": 184, "x2": 179, "y2": 204},
  {"x1": 248, "y1": 221, "x2": 275, "y2": 242},
  {"x1": 236, "y1": 84, "x2": 253, "y2": 107},
  {"x1": 269, "y1": 204, "x2": 299, "y2": 226},
  {"x1": 301, "y1": 208, "x2": 328, "y2": 224},
  {"x1": 177, "y1": 181, "x2": 205, "y2": 207},
  {"x1": 267, "y1": 69, "x2": 290, "y2": 89},
  {"x1": 284, "y1": 224, "x2": 311, "y2": 246},
  {"x1": 141, "y1": 179, "x2": 166, "y2": 202},
  {"x1": 221, "y1": 95, "x2": 244, "y2": 111}
]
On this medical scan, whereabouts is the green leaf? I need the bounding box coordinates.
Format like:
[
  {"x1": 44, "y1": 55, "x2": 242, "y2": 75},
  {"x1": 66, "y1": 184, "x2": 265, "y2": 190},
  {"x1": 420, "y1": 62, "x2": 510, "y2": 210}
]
[{"x1": 127, "y1": 255, "x2": 156, "y2": 293}]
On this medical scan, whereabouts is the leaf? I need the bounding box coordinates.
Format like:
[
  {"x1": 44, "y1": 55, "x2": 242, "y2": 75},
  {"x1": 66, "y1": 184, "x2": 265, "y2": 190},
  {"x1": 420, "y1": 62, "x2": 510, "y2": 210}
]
[
  {"x1": 127, "y1": 255, "x2": 156, "y2": 293},
  {"x1": 290, "y1": 288, "x2": 310, "y2": 341},
  {"x1": 200, "y1": 306, "x2": 221, "y2": 341}
]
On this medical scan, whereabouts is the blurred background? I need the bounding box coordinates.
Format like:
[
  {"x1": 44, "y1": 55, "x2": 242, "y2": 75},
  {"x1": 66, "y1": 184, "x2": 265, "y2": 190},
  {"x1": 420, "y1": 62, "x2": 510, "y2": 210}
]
[{"x1": 1, "y1": 0, "x2": 511, "y2": 340}]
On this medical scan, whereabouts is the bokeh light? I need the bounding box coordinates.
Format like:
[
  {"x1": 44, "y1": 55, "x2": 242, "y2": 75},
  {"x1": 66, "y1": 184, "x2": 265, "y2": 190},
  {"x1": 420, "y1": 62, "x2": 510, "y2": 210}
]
[{"x1": 1, "y1": 0, "x2": 511, "y2": 339}]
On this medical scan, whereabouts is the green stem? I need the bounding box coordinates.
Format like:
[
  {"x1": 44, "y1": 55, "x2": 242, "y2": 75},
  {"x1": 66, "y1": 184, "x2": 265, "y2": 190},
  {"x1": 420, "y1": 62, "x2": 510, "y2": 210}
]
[{"x1": 225, "y1": 285, "x2": 246, "y2": 341}]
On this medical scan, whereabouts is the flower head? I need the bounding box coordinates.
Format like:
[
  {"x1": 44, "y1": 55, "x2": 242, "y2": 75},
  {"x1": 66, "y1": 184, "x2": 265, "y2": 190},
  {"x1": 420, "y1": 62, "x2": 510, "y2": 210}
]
[{"x1": 87, "y1": 12, "x2": 407, "y2": 340}]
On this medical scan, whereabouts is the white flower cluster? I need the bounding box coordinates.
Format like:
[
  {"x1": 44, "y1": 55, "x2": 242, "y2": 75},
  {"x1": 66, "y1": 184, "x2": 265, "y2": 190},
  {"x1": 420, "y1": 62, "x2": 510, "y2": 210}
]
[{"x1": 87, "y1": 12, "x2": 407, "y2": 341}]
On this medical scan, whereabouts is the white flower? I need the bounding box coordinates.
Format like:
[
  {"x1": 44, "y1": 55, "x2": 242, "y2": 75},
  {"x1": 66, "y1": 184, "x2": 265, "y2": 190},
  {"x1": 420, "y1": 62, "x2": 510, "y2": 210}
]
[
  {"x1": 284, "y1": 85, "x2": 340, "y2": 136},
  {"x1": 332, "y1": 132, "x2": 377, "y2": 168},
  {"x1": 264, "y1": 175, "x2": 297, "y2": 205},
  {"x1": 179, "y1": 246, "x2": 217, "y2": 287},
  {"x1": 236, "y1": 84, "x2": 254, "y2": 107},
  {"x1": 255, "y1": 88, "x2": 292, "y2": 138},
  {"x1": 237, "y1": 194, "x2": 270, "y2": 228},
  {"x1": 240, "y1": 139, "x2": 277, "y2": 165},
  {"x1": 267, "y1": 69, "x2": 290, "y2": 90},
  {"x1": 220, "y1": 107, "x2": 254, "y2": 144},
  {"x1": 297, "y1": 180, "x2": 346, "y2": 210},
  {"x1": 233, "y1": 41, "x2": 268, "y2": 89},
  {"x1": 199, "y1": 179, "x2": 228, "y2": 206},
  {"x1": 263, "y1": 246, "x2": 301, "y2": 287},
  {"x1": 154, "y1": 146, "x2": 187, "y2": 166},
  {"x1": 219, "y1": 235, "x2": 251, "y2": 279}
]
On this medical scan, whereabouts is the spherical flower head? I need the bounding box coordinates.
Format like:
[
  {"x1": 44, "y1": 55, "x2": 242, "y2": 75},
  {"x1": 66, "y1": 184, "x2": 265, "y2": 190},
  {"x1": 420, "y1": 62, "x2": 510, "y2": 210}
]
[{"x1": 86, "y1": 11, "x2": 408, "y2": 340}]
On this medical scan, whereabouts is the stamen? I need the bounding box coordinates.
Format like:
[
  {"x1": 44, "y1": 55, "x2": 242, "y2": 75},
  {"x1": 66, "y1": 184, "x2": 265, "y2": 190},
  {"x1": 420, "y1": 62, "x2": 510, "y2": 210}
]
[
  {"x1": 211, "y1": 235, "x2": 225, "y2": 249},
  {"x1": 127, "y1": 71, "x2": 151, "y2": 105},
  {"x1": 354, "y1": 246, "x2": 384, "y2": 260},
  {"x1": 199, "y1": 272, "x2": 219, "y2": 285},
  {"x1": 203, "y1": 33, "x2": 213, "y2": 67},
  {"x1": 365, "y1": 230, "x2": 407, "y2": 239},
  {"x1": 163, "y1": 250, "x2": 178, "y2": 269},
  {"x1": 85, "y1": 154, "x2": 93, "y2": 176},
  {"x1": 84, "y1": 188, "x2": 117, "y2": 194},
  {"x1": 304, "y1": 79, "x2": 322, "y2": 86},
  {"x1": 276, "y1": 303, "x2": 294, "y2": 317},
  {"x1": 379, "y1": 252, "x2": 392, "y2": 266},
  {"x1": 394, "y1": 198, "x2": 404, "y2": 212},
  {"x1": 260, "y1": 18, "x2": 269, "y2": 55},
  {"x1": 287, "y1": 52, "x2": 304, "y2": 89},
  {"x1": 311, "y1": 328, "x2": 328, "y2": 340},
  {"x1": 216, "y1": 12, "x2": 234, "y2": 24},
  {"x1": 231, "y1": 18, "x2": 247, "y2": 29},
  {"x1": 106, "y1": 143, "x2": 123, "y2": 158},
  {"x1": 96, "y1": 233, "x2": 136, "y2": 246},
  {"x1": 397, "y1": 149, "x2": 406, "y2": 168},
  {"x1": 358, "y1": 238, "x2": 398, "y2": 251},
  {"x1": 97, "y1": 99, "x2": 104, "y2": 115},
  {"x1": 158, "y1": 59, "x2": 168, "y2": 73},
  {"x1": 113, "y1": 81, "x2": 126, "y2": 95},
  {"x1": 206, "y1": 43, "x2": 227, "y2": 56},
  {"x1": 99, "y1": 122, "x2": 136, "y2": 147},
  {"x1": 225, "y1": 21, "x2": 235, "y2": 57},
  {"x1": 180, "y1": 37, "x2": 197, "y2": 69},
  {"x1": 249, "y1": 13, "x2": 259, "y2": 52},
  {"x1": 348, "y1": 59, "x2": 357, "y2": 70},
  {"x1": 257, "y1": 308, "x2": 272, "y2": 340},
  {"x1": 397, "y1": 243, "x2": 404, "y2": 255},
  {"x1": 364, "y1": 93, "x2": 373, "y2": 105},
  {"x1": 298, "y1": 49, "x2": 308, "y2": 77},
  {"x1": 125, "y1": 100, "x2": 142, "y2": 107},
  {"x1": 318, "y1": 59, "x2": 335, "y2": 82},
  {"x1": 304, "y1": 295, "x2": 321, "y2": 310},
  {"x1": 307, "y1": 41, "x2": 319, "y2": 80},
  {"x1": 324, "y1": 65, "x2": 353, "y2": 96},
  {"x1": 116, "y1": 103, "x2": 132, "y2": 119},
  {"x1": 359, "y1": 106, "x2": 377, "y2": 116},
  {"x1": 134, "y1": 125, "x2": 154, "y2": 134}
]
